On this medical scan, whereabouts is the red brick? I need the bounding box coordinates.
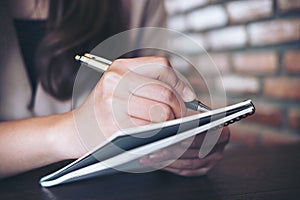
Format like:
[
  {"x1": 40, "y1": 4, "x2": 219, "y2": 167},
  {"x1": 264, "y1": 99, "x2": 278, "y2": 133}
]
[
  {"x1": 172, "y1": 57, "x2": 211, "y2": 94},
  {"x1": 247, "y1": 102, "x2": 283, "y2": 126},
  {"x1": 197, "y1": 53, "x2": 231, "y2": 75},
  {"x1": 226, "y1": 0, "x2": 273, "y2": 23},
  {"x1": 232, "y1": 52, "x2": 278, "y2": 74},
  {"x1": 206, "y1": 26, "x2": 248, "y2": 50},
  {"x1": 277, "y1": 0, "x2": 300, "y2": 12},
  {"x1": 188, "y1": 75, "x2": 209, "y2": 93},
  {"x1": 264, "y1": 77, "x2": 300, "y2": 100},
  {"x1": 186, "y1": 5, "x2": 228, "y2": 31},
  {"x1": 216, "y1": 75, "x2": 260, "y2": 94},
  {"x1": 288, "y1": 108, "x2": 300, "y2": 130},
  {"x1": 167, "y1": 15, "x2": 186, "y2": 32},
  {"x1": 284, "y1": 50, "x2": 300, "y2": 73},
  {"x1": 169, "y1": 34, "x2": 207, "y2": 54},
  {"x1": 164, "y1": 0, "x2": 210, "y2": 14},
  {"x1": 187, "y1": 33, "x2": 210, "y2": 52},
  {"x1": 248, "y1": 19, "x2": 300, "y2": 46}
]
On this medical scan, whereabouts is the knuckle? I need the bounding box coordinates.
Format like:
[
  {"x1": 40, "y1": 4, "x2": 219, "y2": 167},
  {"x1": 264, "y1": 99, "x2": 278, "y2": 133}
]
[
  {"x1": 182, "y1": 167, "x2": 209, "y2": 176},
  {"x1": 101, "y1": 71, "x2": 121, "y2": 84},
  {"x1": 161, "y1": 88, "x2": 175, "y2": 103},
  {"x1": 155, "y1": 58, "x2": 173, "y2": 75},
  {"x1": 181, "y1": 159, "x2": 194, "y2": 168},
  {"x1": 161, "y1": 105, "x2": 174, "y2": 121},
  {"x1": 174, "y1": 166, "x2": 210, "y2": 176},
  {"x1": 173, "y1": 78, "x2": 183, "y2": 90},
  {"x1": 112, "y1": 58, "x2": 126, "y2": 66},
  {"x1": 179, "y1": 170, "x2": 197, "y2": 177},
  {"x1": 165, "y1": 106, "x2": 174, "y2": 120},
  {"x1": 179, "y1": 171, "x2": 190, "y2": 176},
  {"x1": 202, "y1": 167, "x2": 210, "y2": 174},
  {"x1": 151, "y1": 103, "x2": 174, "y2": 122},
  {"x1": 183, "y1": 159, "x2": 205, "y2": 170},
  {"x1": 99, "y1": 71, "x2": 121, "y2": 95},
  {"x1": 156, "y1": 57, "x2": 170, "y2": 67}
]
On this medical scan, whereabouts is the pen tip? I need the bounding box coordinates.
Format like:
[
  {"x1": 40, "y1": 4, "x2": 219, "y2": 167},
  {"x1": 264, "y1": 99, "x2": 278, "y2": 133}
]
[{"x1": 75, "y1": 55, "x2": 81, "y2": 61}]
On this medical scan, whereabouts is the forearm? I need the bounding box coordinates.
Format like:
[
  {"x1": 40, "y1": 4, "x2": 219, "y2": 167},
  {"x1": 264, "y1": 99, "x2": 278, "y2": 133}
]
[{"x1": 0, "y1": 112, "x2": 85, "y2": 178}]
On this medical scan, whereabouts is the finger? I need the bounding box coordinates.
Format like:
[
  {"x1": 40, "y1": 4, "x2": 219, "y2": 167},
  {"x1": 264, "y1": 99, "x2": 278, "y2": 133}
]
[
  {"x1": 139, "y1": 148, "x2": 200, "y2": 165},
  {"x1": 162, "y1": 153, "x2": 223, "y2": 176},
  {"x1": 115, "y1": 71, "x2": 186, "y2": 118},
  {"x1": 102, "y1": 70, "x2": 185, "y2": 120},
  {"x1": 202, "y1": 142, "x2": 227, "y2": 158},
  {"x1": 95, "y1": 95, "x2": 151, "y2": 133},
  {"x1": 111, "y1": 57, "x2": 196, "y2": 102},
  {"x1": 180, "y1": 127, "x2": 230, "y2": 149},
  {"x1": 139, "y1": 140, "x2": 226, "y2": 168},
  {"x1": 140, "y1": 157, "x2": 207, "y2": 171},
  {"x1": 127, "y1": 95, "x2": 175, "y2": 123},
  {"x1": 180, "y1": 134, "x2": 206, "y2": 149},
  {"x1": 163, "y1": 166, "x2": 211, "y2": 176},
  {"x1": 161, "y1": 151, "x2": 223, "y2": 171},
  {"x1": 163, "y1": 166, "x2": 210, "y2": 176},
  {"x1": 151, "y1": 145, "x2": 201, "y2": 160},
  {"x1": 138, "y1": 128, "x2": 229, "y2": 164},
  {"x1": 128, "y1": 77, "x2": 185, "y2": 119},
  {"x1": 128, "y1": 116, "x2": 150, "y2": 127}
]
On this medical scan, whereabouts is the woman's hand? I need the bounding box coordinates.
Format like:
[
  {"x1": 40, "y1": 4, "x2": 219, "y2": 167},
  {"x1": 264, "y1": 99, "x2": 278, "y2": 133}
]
[
  {"x1": 140, "y1": 127, "x2": 230, "y2": 176},
  {"x1": 73, "y1": 56, "x2": 196, "y2": 152},
  {"x1": 73, "y1": 56, "x2": 230, "y2": 176},
  {"x1": 63, "y1": 56, "x2": 231, "y2": 177}
]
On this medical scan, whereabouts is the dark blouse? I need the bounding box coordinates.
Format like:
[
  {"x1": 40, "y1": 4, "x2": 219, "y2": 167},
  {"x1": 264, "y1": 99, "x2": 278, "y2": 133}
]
[{"x1": 14, "y1": 19, "x2": 46, "y2": 107}]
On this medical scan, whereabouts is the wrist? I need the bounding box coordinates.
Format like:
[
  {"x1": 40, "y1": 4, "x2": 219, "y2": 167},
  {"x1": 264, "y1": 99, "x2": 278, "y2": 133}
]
[{"x1": 50, "y1": 111, "x2": 87, "y2": 161}]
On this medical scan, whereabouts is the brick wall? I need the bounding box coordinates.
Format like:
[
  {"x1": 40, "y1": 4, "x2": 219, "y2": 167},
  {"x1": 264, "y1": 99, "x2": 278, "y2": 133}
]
[{"x1": 164, "y1": 0, "x2": 300, "y2": 146}]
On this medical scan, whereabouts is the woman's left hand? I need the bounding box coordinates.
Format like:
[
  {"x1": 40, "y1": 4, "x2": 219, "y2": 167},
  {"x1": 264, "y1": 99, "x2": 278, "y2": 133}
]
[{"x1": 140, "y1": 127, "x2": 230, "y2": 176}]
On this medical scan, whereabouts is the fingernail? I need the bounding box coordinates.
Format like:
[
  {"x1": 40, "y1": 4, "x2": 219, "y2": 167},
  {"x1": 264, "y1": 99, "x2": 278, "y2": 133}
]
[{"x1": 183, "y1": 86, "x2": 196, "y2": 102}]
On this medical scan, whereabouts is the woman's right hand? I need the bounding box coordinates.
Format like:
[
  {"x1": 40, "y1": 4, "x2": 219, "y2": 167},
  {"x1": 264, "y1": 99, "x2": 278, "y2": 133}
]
[{"x1": 71, "y1": 56, "x2": 196, "y2": 155}]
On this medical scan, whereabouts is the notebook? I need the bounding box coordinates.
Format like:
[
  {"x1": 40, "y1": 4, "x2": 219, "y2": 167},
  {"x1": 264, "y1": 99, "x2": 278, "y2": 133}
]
[{"x1": 40, "y1": 100, "x2": 255, "y2": 187}]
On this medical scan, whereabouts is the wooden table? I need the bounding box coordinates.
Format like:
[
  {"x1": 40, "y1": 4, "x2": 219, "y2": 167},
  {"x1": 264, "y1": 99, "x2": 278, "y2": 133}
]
[{"x1": 1, "y1": 144, "x2": 300, "y2": 200}]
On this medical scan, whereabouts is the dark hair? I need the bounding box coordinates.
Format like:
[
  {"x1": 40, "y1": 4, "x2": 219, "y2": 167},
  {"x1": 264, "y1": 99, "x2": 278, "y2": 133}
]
[{"x1": 36, "y1": 0, "x2": 128, "y2": 100}]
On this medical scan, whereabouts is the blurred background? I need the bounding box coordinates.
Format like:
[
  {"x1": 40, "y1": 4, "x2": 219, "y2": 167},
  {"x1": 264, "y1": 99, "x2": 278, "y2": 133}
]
[{"x1": 164, "y1": 0, "x2": 300, "y2": 147}]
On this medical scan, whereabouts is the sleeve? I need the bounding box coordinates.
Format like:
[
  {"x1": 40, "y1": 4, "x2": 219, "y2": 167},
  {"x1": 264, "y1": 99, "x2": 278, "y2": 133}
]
[{"x1": 129, "y1": 0, "x2": 167, "y2": 28}]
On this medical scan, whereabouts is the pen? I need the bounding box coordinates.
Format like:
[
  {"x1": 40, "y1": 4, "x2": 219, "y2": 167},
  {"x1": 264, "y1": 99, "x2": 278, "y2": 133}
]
[{"x1": 75, "y1": 54, "x2": 211, "y2": 112}]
